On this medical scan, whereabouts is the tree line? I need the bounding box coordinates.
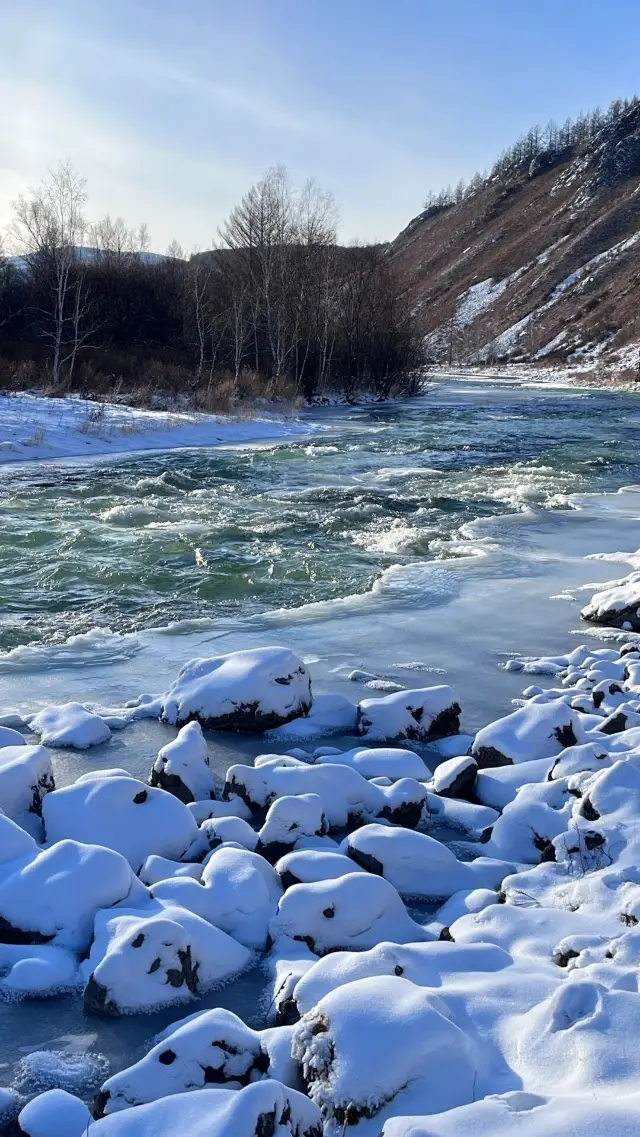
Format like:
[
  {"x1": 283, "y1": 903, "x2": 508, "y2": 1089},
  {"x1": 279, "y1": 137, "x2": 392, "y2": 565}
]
[
  {"x1": 0, "y1": 163, "x2": 422, "y2": 405},
  {"x1": 422, "y1": 93, "x2": 640, "y2": 217}
]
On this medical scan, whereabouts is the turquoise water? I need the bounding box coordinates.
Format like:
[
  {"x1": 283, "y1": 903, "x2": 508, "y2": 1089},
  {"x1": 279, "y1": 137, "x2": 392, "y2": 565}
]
[{"x1": 0, "y1": 381, "x2": 639, "y2": 651}]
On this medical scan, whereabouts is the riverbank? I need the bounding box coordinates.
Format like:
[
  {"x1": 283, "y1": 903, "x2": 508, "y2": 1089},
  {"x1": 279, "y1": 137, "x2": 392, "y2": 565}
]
[
  {"x1": 0, "y1": 393, "x2": 314, "y2": 465},
  {"x1": 427, "y1": 361, "x2": 640, "y2": 390}
]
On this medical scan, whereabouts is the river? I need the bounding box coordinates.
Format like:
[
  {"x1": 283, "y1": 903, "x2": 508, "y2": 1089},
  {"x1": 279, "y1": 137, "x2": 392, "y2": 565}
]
[{"x1": 1, "y1": 376, "x2": 640, "y2": 1091}]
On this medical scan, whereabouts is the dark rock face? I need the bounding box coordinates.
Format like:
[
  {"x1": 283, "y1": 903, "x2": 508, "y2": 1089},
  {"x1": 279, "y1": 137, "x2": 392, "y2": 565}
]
[
  {"x1": 167, "y1": 698, "x2": 313, "y2": 734},
  {"x1": 148, "y1": 766, "x2": 194, "y2": 804},
  {"x1": 29, "y1": 770, "x2": 55, "y2": 817},
  {"x1": 378, "y1": 797, "x2": 425, "y2": 830},
  {"x1": 472, "y1": 745, "x2": 513, "y2": 770},
  {"x1": 434, "y1": 761, "x2": 477, "y2": 800},
  {"x1": 346, "y1": 845, "x2": 384, "y2": 876},
  {"x1": 0, "y1": 915, "x2": 55, "y2": 946},
  {"x1": 84, "y1": 975, "x2": 120, "y2": 1017},
  {"x1": 583, "y1": 604, "x2": 640, "y2": 633}
]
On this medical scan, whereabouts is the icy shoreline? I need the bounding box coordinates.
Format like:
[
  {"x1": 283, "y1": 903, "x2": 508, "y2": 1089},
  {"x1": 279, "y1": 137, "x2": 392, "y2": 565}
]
[
  {"x1": 4, "y1": 613, "x2": 640, "y2": 1133},
  {"x1": 0, "y1": 393, "x2": 313, "y2": 465}
]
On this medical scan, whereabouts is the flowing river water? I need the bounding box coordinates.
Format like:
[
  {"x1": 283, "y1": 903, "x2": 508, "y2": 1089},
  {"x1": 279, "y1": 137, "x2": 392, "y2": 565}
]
[{"x1": 1, "y1": 376, "x2": 640, "y2": 1093}]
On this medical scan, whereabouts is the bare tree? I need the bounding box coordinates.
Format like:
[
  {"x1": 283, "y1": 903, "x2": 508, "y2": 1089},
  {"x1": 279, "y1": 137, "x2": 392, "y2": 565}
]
[{"x1": 9, "y1": 161, "x2": 97, "y2": 385}]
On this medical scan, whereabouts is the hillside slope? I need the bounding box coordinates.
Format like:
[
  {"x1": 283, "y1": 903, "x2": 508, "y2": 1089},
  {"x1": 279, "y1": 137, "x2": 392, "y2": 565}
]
[{"x1": 390, "y1": 104, "x2": 640, "y2": 376}]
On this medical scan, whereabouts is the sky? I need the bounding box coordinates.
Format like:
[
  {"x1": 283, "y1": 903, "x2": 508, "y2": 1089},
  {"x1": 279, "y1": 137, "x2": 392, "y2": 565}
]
[{"x1": 2, "y1": 0, "x2": 640, "y2": 253}]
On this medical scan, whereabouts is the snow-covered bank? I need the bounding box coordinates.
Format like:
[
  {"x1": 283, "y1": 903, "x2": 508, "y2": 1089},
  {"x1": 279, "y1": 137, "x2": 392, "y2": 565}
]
[
  {"x1": 427, "y1": 362, "x2": 640, "y2": 391},
  {"x1": 0, "y1": 394, "x2": 312, "y2": 464}
]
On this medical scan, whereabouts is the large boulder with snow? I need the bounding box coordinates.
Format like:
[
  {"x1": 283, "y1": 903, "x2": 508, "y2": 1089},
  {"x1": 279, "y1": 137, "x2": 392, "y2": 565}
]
[
  {"x1": 269, "y1": 872, "x2": 431, "y2": 954},
  {"x1": 225, "y1": 759, "x2": 427, "y2": 829},
  {"x1": 357, "y1": 685, "x2": 461, "y2": 743},
  {"x1": 83, "y1": 903, "x2": 252, "y2": 1016},
  {"x1": 26, "y1": 703, "x2": 111, "y2": 749},
  {"x1": 0, "y1": 838, "x2": 142, "y2": 951},
  {"x1": 344, "y1": 823, "x2": 508, "y2": 899},
  {"x1": 292, "y1": 940, "x2": 512, "y2": 1019},
  {"x1": 93, "y1": 1008, "x2": 296, "y2": 1116},
  {"x1": 0, "y1": 744, "x2": 54, "y2": 832},
  {"x1": 87, "y1": 1083, "x2": 322, "y2": 1137},
  {"x1": 149, "y1": 722, "x2": 216, "y2": 803},
  {"x1": 292, "y1": 975, "x2": 479, "y2": 1130},
  {"x1": 42, "y1": 772, "x2": 198, "y2": 871},
  {"x1": 581, "y1": 572, "x2": 640, "y2": 631},
  {"x1": 160, "y1": 647, "x2": 312, "y2": 731},
  {"x1": 471, "y1": 699, "x2": 587, "y2": 767}
]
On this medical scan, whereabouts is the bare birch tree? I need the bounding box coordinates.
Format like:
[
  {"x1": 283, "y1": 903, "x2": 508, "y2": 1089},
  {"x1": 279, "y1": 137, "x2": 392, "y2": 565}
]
[{"x1": 9, "y1": 161, "x2": 96, "y2": 385}]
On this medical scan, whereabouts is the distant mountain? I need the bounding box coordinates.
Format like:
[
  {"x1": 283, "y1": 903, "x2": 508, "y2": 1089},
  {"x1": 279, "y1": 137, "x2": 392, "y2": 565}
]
[
  {"x1": 9, "y1": 247, "x2": 167, "y2": 270},
  {"x1": 390, "y1": 100, "x2": 640, "y2": 375}
]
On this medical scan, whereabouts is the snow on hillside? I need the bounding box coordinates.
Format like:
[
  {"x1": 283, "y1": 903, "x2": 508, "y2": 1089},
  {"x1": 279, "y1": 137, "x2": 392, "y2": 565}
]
[{"x1": 0, "y1": 394, "x2": 312, "y2": 465}]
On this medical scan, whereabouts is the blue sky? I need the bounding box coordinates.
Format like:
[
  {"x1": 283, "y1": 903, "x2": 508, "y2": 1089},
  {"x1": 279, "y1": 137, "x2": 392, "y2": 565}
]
[{"x1": 2, "y1": 0, "x2": 639, "y2": 251}]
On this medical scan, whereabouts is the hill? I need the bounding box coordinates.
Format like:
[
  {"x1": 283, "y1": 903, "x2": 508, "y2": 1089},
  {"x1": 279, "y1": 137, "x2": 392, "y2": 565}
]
[{"x1": 389, "y1": 98, "x2": 640, "y2": 378}]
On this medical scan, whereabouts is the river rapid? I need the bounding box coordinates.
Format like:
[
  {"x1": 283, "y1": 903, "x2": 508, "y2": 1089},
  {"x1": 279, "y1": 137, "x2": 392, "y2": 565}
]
[{"x1": 1, "y1": 375, "x2": 640, "y2": 1088}]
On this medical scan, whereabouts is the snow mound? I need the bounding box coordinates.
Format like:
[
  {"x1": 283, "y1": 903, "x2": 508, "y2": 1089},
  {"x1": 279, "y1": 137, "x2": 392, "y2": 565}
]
[
  {"x1": 83, "y1": 903, "x2": 252, "y2": 1015},
  {"x1": 293, "y1": 975, "x2": 479, "y2": 1132},
  {"x1": 357, "y1": 685, "x2": 461, "y2": 742},
  {"x1": 0, "y1": 838, "x2": 140, "y2": 951},
  {"x1": 27, "y1": 703, "x2": 111, "y2": 749},
  {"x1": 472, "y1": 699, "x2": 586, "y2": 766},
  {"x1": 161, "y1": 647, "x2": 312, "y2": 731},
  {"x1": 344, "y1": 823, "x2": 509, "y2": 899},
  {"x1": 153, "y1": 845, "x2": 282, "y2": 949},
  {"x1": 94, "y1": 1007, "x2": 297, "y2": 1114},
  {"x1": 269, "y1": 871, "x2": 431, "y2": 954},
  {"x1": 18, "y1": 1088, "x2": 92, "y2": 1137},
  {"x1": 257, "y1": 793, "x2": 329, "y2": 861},
  {"x1": 42, "y1": 772, "x2": 198, "y2": 870}
]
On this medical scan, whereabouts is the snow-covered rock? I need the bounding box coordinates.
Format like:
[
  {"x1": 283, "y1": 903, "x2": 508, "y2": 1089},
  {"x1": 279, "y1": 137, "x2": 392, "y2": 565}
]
[
  {"x1": 18, "y1": 1089, "x2": 91, "y2": 1137},
  {"x1": 0, "y1": 838, "x2": 141, "y2": 951},
  {"x1": 0, "y1": 724, "x2": 27, "y2": 747},
  {"x1": 149, "y1": 722, "x2": 216, "y2": 803},
  {"x1": 83, "y1": 903, "x2": 252, "y2": 1015},
  {"x1": 269, "y1": 871, "x2": 431, "y2": 954},
  {"x1": 344, "y1": 824, "x2": 510, "y2": 899},
  {"x1": 152, "y1": 846, "x2": 281, "y2": 949},
  {"x1": 0, "y1": 744, "x2": 54, "y2": 834},
  {"x1": 475, "y1": 756, "x2": 556, "y2": 810},
  {"x1": 471, "y1": 700, "x2": 586, "y2": 766},
  {"x1": 582, "y1": 572, "x2": 640, "y2": 631},
  {"x1": 292, "y1": 939, "x2": 513, "y2": 1017},
  {"x1": 94, "y1": 1008, "x2": 297, "y2": 1115},
  {"x1": 257, "y1": 793, "x2": 328, "y2": 861},
  {"x1": 87, "y1": 1082, "x2": 322, "y2": 1137},
  {"x1": 432, "y1": 754, "x2": 477, "y2": 798},
  {"x1": 225, "y1": 760, "x2": 427, "y2": 829},
  {"x1": 160, "y1": 647, "x2": 312, "y2": 731},
  {"x1": 26, "y1": 703, "x2": 111, "y2": 749},
  {"x1": 184, "y1": 815, "x2": 259, "y2": 860},
  {"x1": 357, "y1": 685, "x2": 461, "y2": 743},
  {"x1": 42, "y1": 773, "x2": 198, "y2": 870},
  {"x1": 292, "y1": 975, "x2": 479, "y2": 1132}
]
